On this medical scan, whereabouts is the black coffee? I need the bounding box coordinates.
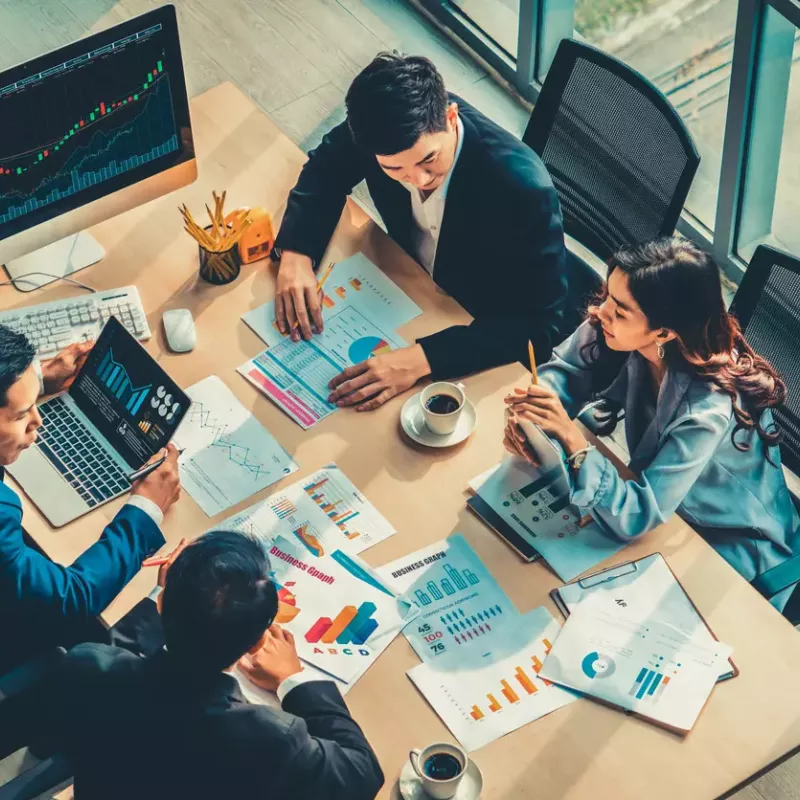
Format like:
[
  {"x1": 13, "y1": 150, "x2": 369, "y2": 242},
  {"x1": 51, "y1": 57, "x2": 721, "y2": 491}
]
[
  {"x1": 425, "y1": 394, "x2": 461, "y2": 415},
  {"x1": 423, "y1": 752, "x2": 463, "y2": 780}
]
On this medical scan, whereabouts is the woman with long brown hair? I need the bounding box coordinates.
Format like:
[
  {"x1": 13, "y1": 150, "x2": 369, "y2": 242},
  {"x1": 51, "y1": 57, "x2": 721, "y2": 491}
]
[{"x1": 504, "y1": 237, "x2": 800, "y2": 610}]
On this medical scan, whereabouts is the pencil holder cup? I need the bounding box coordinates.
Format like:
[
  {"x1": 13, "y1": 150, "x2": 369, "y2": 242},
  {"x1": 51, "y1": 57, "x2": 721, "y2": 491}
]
[{"x1": 198, "y1": 227, "x2": 241, "y2": 285}]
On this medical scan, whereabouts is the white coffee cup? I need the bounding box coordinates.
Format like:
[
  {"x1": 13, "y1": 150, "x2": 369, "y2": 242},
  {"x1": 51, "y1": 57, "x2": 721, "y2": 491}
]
[
  {"x1": 420, "y1": 382, "x2": 466, "y2": 435},
  {"x1": 409, "y1": 742, "x2": 468, "y2": 799}
]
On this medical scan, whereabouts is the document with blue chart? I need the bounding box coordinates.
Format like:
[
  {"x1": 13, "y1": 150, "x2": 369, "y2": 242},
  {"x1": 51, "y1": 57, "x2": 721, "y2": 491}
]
[
  {"x1": 239, "y1": 306, "x2": 407, "y2": 429},
  {"x1": 71, "y1": 317, "x2": 188, "y2": 468},
  {"x1": 378, "y1": 534, "x2": 520, "y2": 663},
  {"x1": 0, "y1": 20, "x2": 186, "y2": 233},
  {"x1": 172, "y1": 376, "x2": 297, "y2": 516},
  {"x1": 475, "y1": 457, "x2": 626, "y2": 581},
  {"x1": 539, "y1": 601, "x2": 732, "y2": 733}
]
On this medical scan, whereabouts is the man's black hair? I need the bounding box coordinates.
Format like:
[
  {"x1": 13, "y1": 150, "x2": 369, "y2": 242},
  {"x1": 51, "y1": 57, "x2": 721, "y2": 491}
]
[
  {"x1": 161, "y1": 530, "x2": 279, "y2": 675},
  {"x1": 345, "y1": 51, "x2": 449, "y2": 155},
  {"x1": 0, "y1": 324, "x2": 36, "y2": 408}
]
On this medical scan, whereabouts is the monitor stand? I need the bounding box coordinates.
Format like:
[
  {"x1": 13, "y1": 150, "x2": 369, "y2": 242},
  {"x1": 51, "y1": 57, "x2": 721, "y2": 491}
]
[{"x1": 2, "y1": 231, "x2": 105, "y2": 292}]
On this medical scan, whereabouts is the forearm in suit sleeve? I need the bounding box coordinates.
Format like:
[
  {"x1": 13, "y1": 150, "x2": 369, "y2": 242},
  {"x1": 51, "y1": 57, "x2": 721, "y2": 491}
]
[
  {"x1": 282, "y1": 680, "x2": 384, "y2": 800},
  {"x1": 417, "y1": 184, "x2": 567, "y2": 379},
  {"x1": 273, "y1": 120, "x2": 366, "y2": 265},
  {"x1": 0, "y1": 503, "x2": 164, "y2": 624}
]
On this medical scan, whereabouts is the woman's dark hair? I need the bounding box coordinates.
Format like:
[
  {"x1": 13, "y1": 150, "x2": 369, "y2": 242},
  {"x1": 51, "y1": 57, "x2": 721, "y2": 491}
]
[
  {"x1": 160, "y1": 530, "x2": 278, "y2": 676},
  {"x1": 0, "y1": 324, "x2": 35, "y2": 407},
  {"x1": 345, "y1": 52, "x2": 449, "y2": 155},
  {"x1": 584, "y1": 237, "x2": 786, "y2": 454}
]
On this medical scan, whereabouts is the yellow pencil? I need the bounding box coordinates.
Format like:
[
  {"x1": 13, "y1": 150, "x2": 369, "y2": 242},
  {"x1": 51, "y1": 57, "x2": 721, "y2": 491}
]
[
  {"x1": 291, "y1": 261, "x2": 336, "y2": 331},
  {"x1": 528, "y1": 340, "x2": 538, "y2": 385}
]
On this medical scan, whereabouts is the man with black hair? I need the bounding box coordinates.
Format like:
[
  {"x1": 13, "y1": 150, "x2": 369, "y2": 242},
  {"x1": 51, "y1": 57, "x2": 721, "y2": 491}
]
[
  {"x1": 0, "y1": 325, "x2": 180, "y2": 675},
  {"x1": 274, "y1": 51, "x2": 567, "y2": 410},
  {"x1": 0, "y1": 530, "x2": 384, "y2": 800}
]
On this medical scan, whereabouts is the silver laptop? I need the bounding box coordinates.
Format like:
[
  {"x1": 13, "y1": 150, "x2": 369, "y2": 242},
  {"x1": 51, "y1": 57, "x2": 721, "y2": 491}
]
[{"x1": 9, "y1": 316, "x2": 189, "y2": 527}]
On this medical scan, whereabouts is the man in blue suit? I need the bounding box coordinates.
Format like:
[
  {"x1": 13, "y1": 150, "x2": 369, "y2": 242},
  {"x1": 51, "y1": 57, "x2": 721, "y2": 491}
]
[{"x1": 0, "y1": 325, "x2": 181, "y2": 675}]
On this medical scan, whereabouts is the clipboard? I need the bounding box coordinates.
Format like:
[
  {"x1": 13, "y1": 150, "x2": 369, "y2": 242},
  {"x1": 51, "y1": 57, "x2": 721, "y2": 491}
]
[{"x1": 550, "y1": 553, "x2": 738, "y2": 682}]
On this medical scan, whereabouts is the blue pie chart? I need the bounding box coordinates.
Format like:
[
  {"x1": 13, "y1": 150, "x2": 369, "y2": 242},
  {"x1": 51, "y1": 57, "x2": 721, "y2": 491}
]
[{"x1": 581, "y1": 651, "x2": 617, "y2": 679}]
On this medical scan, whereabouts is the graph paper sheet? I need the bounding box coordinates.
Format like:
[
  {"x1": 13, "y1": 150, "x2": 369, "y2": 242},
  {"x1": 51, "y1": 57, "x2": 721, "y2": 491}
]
[
  {"x1": 378, "y1": 534, "x2": 519, "y2": 663},
  {"x1": 173, "y1": 376, "x2": 298, "y2": 516},
  {"x1": 408, "y1": 607, "x2": 578, "y2": 751}
]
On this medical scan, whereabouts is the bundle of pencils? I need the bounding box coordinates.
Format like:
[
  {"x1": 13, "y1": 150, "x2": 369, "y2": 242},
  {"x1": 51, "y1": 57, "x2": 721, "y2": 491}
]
[{"x1": 180, "y1": 190, "x2": 253, "y2": 250}]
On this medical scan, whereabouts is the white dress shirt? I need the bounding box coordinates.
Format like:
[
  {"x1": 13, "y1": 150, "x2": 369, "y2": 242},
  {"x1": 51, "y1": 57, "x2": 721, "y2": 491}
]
[
  {"x1": 403, "y1": 116, "x2": 465, "y2": 276},
  {"x1": 33, "y1": 357, "x2": 164, "y2": 526}
]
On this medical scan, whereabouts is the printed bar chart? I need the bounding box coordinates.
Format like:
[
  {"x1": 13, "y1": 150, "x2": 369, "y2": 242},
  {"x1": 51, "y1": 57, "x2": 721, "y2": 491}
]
[
  {"x1": 271, "y1": 497, "x2": 296, "y2": 520},
  {"x1": 336, "y1": 601, "x2": 378, "y2": 645},
  {"x1": 487, "y1": 693, "x2": 502, "y2": 713},
  {"x1": 320, "y1": 606, "x2": 359, "y2": 644},
  {"x1": 470, "y1": 705, "x2": 484, "y2": 721},
  {"x1": 305, "y1": 602, "x2": 379, "y2": 646}
]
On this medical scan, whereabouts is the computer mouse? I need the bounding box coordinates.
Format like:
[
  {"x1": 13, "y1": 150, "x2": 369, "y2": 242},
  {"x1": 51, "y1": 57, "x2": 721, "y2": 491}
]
[{"x1": 162, "y1": 308, "x2": 196, "y2": 353}]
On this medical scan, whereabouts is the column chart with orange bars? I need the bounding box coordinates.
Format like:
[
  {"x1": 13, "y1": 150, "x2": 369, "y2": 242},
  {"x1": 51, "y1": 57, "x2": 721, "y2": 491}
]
[{"x1": 407, "y1": 607, "x2": 579, "y2": 751}]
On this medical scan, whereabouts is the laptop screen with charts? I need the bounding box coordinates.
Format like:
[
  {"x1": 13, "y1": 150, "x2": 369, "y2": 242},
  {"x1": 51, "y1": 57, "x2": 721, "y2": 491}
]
[
  {"x1": 8, "y1": 316, "x2": 189, "y2": 527},
  {"x1": 70, "y1": 316, "x2": 188, "y2": 468}
]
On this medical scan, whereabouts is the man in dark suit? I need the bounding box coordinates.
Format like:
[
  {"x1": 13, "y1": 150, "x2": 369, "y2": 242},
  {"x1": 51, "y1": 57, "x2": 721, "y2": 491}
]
[
  {"x1": 0, "y1": 530, "x2": 384, "y2": 800},
  {"x1": 273, "y1": 52, "x2": 567, "y2": 410},
  {"x1": 0, "y1": 325, "x2": 181, "y2": 675}
]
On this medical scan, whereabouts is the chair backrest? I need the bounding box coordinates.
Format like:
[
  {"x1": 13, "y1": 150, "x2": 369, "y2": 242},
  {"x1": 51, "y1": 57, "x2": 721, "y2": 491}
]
[
  {"x1": 730, "y1": 245, "x2": 800, "y2": 476},
  {"x1": 523, "y1": 38, "x2": 700, "y2": 262}
]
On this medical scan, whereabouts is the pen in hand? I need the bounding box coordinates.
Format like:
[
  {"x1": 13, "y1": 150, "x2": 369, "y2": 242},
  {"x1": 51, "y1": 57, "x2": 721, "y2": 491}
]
[{"x1": 127, "y1": 447, "x2": 185, "y2": 484}]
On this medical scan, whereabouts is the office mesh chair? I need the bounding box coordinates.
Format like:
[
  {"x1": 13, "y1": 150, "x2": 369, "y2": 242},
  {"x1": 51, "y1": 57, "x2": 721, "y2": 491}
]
[
  {"x1": 730, "y1": 245, "x2": 800, "y2": 623},
  {"x1": 523, "y1": 38, "x2": 700, "y2": 432}
]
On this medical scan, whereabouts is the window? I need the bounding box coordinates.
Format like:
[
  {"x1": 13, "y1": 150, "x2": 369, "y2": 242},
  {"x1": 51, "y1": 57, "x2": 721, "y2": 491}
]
[
  {"x1": 771, "y1": 39, "x2": 800, "y2": 254},
  {"x1": 575, "y1": 0, "x2": 739, "y2": 231},
  {"x1": 449, "y1": 0, "x2": 520, "y2": 57}
]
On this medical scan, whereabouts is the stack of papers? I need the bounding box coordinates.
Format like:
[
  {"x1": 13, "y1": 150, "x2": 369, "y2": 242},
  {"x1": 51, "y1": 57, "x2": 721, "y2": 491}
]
[
  {"x1": 213, "y1": 465, "x2": 410, "y2": 694},
  {"x1": 379, "y1": 536, "x2": 576, "y2": 750},
  {"x1": 238, "y1": 254, "x2": 422, "y2": 429}
]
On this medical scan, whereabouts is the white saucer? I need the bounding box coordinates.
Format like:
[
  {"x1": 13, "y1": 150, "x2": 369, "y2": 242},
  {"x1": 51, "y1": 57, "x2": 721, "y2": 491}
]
[
  {"x1": 399, "y1": 757, "x2": 484, "y2": 799},
  {"x1": 400, "y1": 391, "x2": 477, "y2": 448}
]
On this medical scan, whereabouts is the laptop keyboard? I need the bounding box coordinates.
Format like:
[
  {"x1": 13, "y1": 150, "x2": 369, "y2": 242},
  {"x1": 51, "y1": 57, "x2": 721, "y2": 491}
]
[{"x1": 36, "y1": 397, "x2": 131, "y2": 508}]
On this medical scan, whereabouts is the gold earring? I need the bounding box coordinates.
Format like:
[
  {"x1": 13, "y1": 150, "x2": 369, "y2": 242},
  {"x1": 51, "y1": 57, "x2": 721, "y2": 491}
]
[{"x1": 657, "y1": 342, "x2": 665, "y2": 360}]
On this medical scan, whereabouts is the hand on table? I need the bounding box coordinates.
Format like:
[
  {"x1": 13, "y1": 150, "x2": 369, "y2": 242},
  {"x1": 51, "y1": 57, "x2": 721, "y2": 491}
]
[
  {"x1": 327, "y1": 344, "x2": 432, "y2": 411},
  {"x1": 41, "y1": 341, "x2": 94, "y2": 394},
  {"x1": 275, "y1": 250, "x2": 323, "y2": 342},
  {"x1": 238, "y1": 624, "x2": 303, "y2": 692},
  {"x1": 503, "y1": 384, "x2": 589, "y2": 456},
  {"x1": 131, "y1": 443, "x2": 182, "y2": 515}
]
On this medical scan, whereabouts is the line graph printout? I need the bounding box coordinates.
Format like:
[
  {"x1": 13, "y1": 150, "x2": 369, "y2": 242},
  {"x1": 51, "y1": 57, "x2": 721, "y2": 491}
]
[
  {"x1": 238, "y1": 306, "x2": 406, "y2": 429},
  {"x1": 173, "y1": 376, "x2": 297, "y2": 516},
  {"x1": 242, "y1": 253, "x2": 422, "y2": 348}
]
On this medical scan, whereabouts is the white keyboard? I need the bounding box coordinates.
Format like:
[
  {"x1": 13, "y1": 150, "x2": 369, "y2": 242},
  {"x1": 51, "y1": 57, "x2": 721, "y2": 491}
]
[{"x1": 0, "y1": 286, "x2": 151, "y2": 360}]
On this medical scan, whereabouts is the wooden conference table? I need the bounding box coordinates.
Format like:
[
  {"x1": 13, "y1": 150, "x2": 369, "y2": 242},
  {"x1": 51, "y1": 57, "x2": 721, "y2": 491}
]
[{"x1": 3, "y1": 83, "x2": 800, "y2": 800}]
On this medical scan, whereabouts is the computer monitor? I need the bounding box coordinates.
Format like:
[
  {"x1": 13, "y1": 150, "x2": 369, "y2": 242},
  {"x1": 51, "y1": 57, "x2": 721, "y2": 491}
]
[{"x1": 0, "y1": 5, "x2": 196, "y2": 291}]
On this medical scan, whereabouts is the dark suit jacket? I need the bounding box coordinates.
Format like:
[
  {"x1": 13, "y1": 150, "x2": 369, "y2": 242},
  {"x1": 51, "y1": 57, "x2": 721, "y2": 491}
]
[
  {"x1": 274, "y1": 95, "x2": 567, "y2": 378},
  {"x1": 0, "y1": 478, "x2": 164, "y2": 675},
  {"x1": 0, "y1": 644, "x2": 384, "y2": 800}
]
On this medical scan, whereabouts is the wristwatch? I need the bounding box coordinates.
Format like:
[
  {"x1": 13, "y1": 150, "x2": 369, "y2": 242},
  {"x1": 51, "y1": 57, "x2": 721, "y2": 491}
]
[{"x1": 566, "y1": 446, "x2": 595, "y2": 473}]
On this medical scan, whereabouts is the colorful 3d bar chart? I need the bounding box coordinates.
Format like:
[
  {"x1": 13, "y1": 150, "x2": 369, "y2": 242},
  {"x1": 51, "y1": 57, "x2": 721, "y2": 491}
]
[
  {"x1": 487, "y1": 694, "x2": 502, "y2": 712},
  {"x1": 500, "y1": 680, "x2": 520, "y2": 704},
  {"x1": 305, "y1": 602, "x2": 378, "y2": 646},
  {"x1": 470, "y1": 705, "x2": 484, "y2": 721},
  {"x1": 514, "y1": 666, "x2": 538, "y2": 695}
]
